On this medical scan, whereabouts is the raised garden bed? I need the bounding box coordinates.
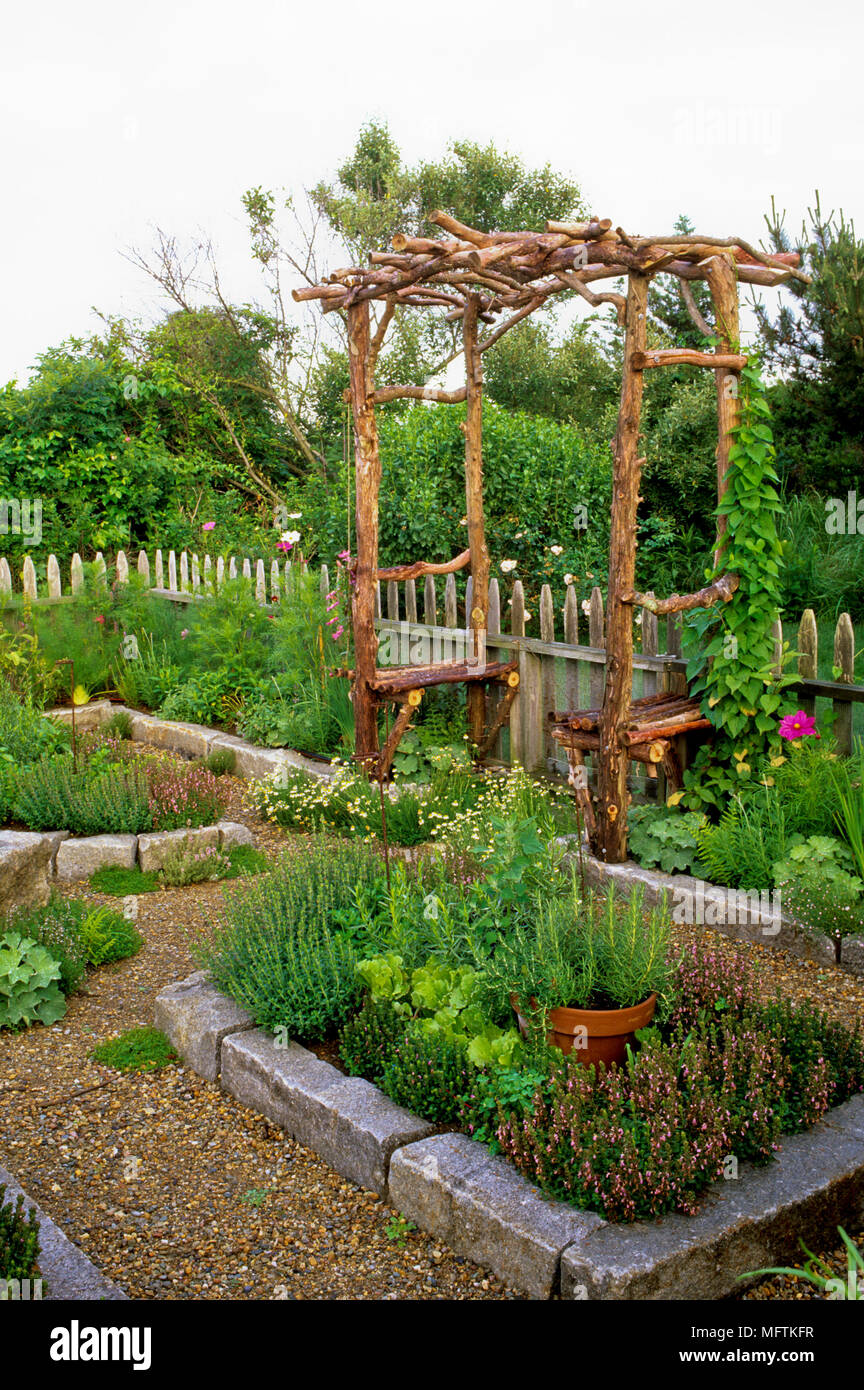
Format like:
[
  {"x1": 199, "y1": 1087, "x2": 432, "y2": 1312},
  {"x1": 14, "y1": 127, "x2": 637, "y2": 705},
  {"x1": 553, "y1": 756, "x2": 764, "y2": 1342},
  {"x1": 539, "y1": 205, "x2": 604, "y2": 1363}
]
[
  {"x1": 155, "y1": 971, "x2": 864, "y2": 1301},
  {"x1": 0, "y1": 822, "x2": 255, "y2": 912}
]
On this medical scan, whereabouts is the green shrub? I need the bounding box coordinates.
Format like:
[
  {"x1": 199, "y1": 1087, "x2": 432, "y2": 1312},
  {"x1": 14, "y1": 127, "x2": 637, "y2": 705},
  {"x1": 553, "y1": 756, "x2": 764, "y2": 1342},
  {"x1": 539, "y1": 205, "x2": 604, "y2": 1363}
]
[
  {"x1": 478, "y1": 884, "x2": 672, "y2": 1019},
  {"x1": 0, "y1": 932, "x2": 66, "y2": 1029},
  {"x1": 0, "y1": 679, "x2": 69, "y2": 767},
  {"x1": 769, "y1": 740, "x2": 846, "y2": 838},
  {"x1": 89, "y1": 864, "x2": 161, "y2": 895},
  {"x1": 776, "y1": 859, "x2": 863, "y2": 963},
  {"x1": 339, "y1": 997, "x2": 408, "y2": 1082},
  {"x1": 146, "y1": 759, "x2": 226, "y2": 831},
  {"x1": 0, "y1": 1185, "x2": 40, "y2": 1282},
  {"x1": 1, "y1": 897, "x2": 89, "y2": 994},
  {"x1": 695, "y1": 789, "x2": 793, "y2": 890},
  {"x1": 104, "y1": 709, "x2": 133, "y2": 740},
  {"x1": 160, "y1": 838, "x2": 235, "y2": 887},
  {"x1": 379, "y1": 1022, "x2": 474, "y2": 1124},
  {"x1": 223, "y1": 844, "x2": 270, "y2": 879},
  {"x1": 91, "y1": 1027, "x2": 177, "y2": 1072},
  {"x1": 195, "y1": 839, "x2": 382, "y2": 1039},
  {"x1": 77, "y1": 905, "x2": 142, "y2": 966},
  {"x1": 205, "y1": 746, "x2": 237, "y2": 777},
  {"x1": 13, "y1": 759, "x2": 153, "y2": 836},
  {"x1": 627, "y1": 804, "x2": 706, "y2": 875}
]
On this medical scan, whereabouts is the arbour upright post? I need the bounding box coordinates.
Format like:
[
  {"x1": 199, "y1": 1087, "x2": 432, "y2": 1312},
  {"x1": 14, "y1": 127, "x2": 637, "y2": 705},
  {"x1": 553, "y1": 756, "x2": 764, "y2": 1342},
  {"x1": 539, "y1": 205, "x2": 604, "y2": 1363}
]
[
  {"x1": 462, "y1": 294, "x2": 490, "y2": 748},
  {"x1": 346, "y1": 300, "x2": 381, "y2": 770},
  {"x1": 596, "y1": 274, "x2": 649, "y2": 863}
]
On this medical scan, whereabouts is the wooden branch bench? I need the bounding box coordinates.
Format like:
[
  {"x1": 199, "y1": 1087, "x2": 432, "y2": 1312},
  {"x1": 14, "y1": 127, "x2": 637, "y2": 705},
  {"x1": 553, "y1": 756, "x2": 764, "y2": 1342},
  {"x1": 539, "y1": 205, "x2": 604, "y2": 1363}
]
[
  {"x1": 549, "y1": 691, "x2": 711, "y2": 833},
  {"x1": 339, "y1": 659, "x2": 520, "y2": 779}
]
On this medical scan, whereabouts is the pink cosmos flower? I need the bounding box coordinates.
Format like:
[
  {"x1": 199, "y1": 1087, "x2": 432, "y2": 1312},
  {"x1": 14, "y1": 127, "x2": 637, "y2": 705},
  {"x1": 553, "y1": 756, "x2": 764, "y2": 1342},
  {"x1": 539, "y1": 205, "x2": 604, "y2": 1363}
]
[
  {"x1": 202, "y1": 521, "x2": 216, "y2": 531},
  {"x1": 779, "y1": 710, "x2": 820, "y2": 740},
  {"x1": 180, "y1": 629, "x2": 189, "y2": 639},
  {"x1": 332, "y1": 625, "x2": 344, "y2": 640},
  {"x1": 94, "y1": 614, "x2": 105, "y2": 625},
  {"x1": 276, "y1": 539, "x2": 293, "y2": 552},
  {"x1": 337, "y1": 550, "x2": 350, "y2": 561}
]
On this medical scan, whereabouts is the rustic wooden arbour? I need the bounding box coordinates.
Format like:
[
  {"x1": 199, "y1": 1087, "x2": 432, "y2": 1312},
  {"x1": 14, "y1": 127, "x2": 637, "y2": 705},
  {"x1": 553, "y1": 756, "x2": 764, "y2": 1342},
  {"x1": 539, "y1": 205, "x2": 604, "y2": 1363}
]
[{"x1": 294, "y1": 212, "x2": 806, "y2": 861}]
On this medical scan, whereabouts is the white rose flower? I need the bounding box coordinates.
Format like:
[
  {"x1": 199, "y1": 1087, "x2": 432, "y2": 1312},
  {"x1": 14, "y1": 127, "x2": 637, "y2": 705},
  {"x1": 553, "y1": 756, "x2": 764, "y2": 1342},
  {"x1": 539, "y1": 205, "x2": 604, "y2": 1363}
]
[
  {"x1": 550, "y1": 545, "x2": 563, "y2": 555},
  {"x1": 500, "y1": 559, "x2": 518, "y2": 573}
]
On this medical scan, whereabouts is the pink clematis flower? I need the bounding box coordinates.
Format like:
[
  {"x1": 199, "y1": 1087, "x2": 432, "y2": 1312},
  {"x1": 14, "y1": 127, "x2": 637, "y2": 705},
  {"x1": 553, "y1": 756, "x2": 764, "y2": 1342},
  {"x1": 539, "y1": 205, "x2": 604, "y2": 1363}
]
[{"x1": 779, "y1": 710, "x2": 820, "y2": 740}]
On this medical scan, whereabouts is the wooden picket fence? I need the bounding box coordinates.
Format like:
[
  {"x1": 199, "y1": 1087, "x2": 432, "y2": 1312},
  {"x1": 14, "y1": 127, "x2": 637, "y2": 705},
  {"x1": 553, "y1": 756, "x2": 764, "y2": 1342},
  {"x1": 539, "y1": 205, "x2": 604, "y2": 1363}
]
[{"x1": 1, "y1": 546, "x2": 861, "y2": 768}]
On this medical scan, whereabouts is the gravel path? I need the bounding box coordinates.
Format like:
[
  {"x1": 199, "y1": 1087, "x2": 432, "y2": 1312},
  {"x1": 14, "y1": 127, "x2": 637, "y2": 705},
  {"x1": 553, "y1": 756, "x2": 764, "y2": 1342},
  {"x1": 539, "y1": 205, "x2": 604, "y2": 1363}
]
[{"x1": 1, "y1": 775, "x2": 863, "y2": 1301}]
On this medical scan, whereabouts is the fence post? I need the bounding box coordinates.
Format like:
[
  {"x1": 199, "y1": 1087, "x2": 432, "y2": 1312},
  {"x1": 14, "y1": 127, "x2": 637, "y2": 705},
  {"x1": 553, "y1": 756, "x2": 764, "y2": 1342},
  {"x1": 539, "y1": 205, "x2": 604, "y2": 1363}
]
[
  {"x1": 47, "y1": 554, "x2": 61, "y2": 599},
  {"x1": 138, "y1": 550, "x2": 150, "y2": 586},
  {"x1": 424, "y1": 575, "x2": 437, "y2": 627},
  {"x1": 271, "y1": 560, "x2": 281, "y2": 601},
  {"x1": 539, "y1": 583, "x2": 555, "y2": 763},
  {"x1": 168, "y1": 550, "x2": 177, "y2": 591},
  {"x1": 375, "y1": 580, "x2": 382, "y2": 619},
  {"x1": 319, "y1": 564, "x2": 330, "y2": 598},
  {"x1": 405, "y1": 577, "x2": 417, "y2": 623},
  {"x1": 387, "y1": 580, "x2": 399, "y2": 621},
  {"x1": 771, "y1": 617, "x2": 783, "y2": 679},
  {"x1": 179, "y1": 551, "x2": 189, "y2": 593},
  {"x1": 509, "y1": 581, "x2": 526, "y2": 767},
  {"x1": 192, "y1": 554, "x2": 201, "y2": 593},
  {"x1": 256, "y1": 559, "x2": 267, "y2": 606},
  {"x1": 71, "y1": 554, "x2": 84, "y2": 593},
  {"x1": 444, "y1": 573, "x2": 458, "y2": 628},
  {"x1": 563, "y1": 584, "x2": 580, "y2": 712},
  {"x1": 22, "y1": 556, "x2": 37, "y2": 600},
  {"x1": 797, "y1": 609, "x2": 818, "y2": 717},
  {"x1": 94, "y1": 552, "x2": 106, "y2": 586},
  {"x1": 0, "y1": 557, "x2": 11, "y2": 596},
  {"x1": 833, "y1": 613, "x2": 855, "y2": 755},
  {"x1": 488, "y1": 578, "x2": 500, "y2": 637},
  {"x1": 229, "y1": 556, "x2": 237, "y2": 581},
  {"x1": 116, "y1": 550, "x2": 129, "y2": 585},
  {"x1": 589, "y1": 586, "x2": 605, "y2": 710}
]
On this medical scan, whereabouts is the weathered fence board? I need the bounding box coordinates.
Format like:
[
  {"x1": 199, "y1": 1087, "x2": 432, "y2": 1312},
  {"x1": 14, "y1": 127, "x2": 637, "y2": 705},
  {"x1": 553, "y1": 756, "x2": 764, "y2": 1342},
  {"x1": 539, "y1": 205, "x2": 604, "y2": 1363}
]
[{"x1": 2, "y1": 547, "x2": 861, "y2": 760}]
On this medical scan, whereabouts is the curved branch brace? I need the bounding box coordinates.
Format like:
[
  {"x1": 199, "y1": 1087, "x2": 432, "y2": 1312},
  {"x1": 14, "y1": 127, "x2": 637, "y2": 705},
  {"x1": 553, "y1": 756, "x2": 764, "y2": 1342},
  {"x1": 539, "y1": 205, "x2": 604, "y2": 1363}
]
[
  {"x1": 619, "y1": 572, "x2": 739, "y2": 614},
  {"x1": 376, "y1": 549, "x2": 471, "y2": 582}
]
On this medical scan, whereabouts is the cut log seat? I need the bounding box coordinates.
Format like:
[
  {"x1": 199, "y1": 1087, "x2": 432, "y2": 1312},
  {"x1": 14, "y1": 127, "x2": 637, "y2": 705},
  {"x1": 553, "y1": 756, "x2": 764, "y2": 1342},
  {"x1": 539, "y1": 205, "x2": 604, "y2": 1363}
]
[{"x1": 368, "y1": 659, "x2": 518, "y2": 696}]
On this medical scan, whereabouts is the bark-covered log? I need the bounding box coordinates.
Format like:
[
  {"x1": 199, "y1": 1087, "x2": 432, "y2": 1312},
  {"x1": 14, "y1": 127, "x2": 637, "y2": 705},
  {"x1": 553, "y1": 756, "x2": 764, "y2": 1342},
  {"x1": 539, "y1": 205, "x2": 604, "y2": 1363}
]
[
  {"x1": 633, "y1": 348, "x2": 747, "y2": 371},
  {"x1": 619, "y1": 573, "x2": 740, "y2": 614},
  {"x1": 705, "y1": 256, "x2": 741, "y2": 564},
  {"x1": 462, "y1": 296, "x2": 491, "y2": 749},
  {"x1": 376, "y1": 550, "x2": 471, "y2": 582},
  {"x1": 595, "y1": 273, "x2": 649, "y2": 863},
  {"x1": 347, "y1": 301, "x2": 381, "y2": 770}
]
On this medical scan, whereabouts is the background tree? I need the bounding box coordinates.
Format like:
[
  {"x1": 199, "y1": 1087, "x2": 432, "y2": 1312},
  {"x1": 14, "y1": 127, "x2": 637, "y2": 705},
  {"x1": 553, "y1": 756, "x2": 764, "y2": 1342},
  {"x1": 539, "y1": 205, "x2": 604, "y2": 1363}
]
[{"x1": 754, "y1": 194, "x2": 864, "y2": 493}]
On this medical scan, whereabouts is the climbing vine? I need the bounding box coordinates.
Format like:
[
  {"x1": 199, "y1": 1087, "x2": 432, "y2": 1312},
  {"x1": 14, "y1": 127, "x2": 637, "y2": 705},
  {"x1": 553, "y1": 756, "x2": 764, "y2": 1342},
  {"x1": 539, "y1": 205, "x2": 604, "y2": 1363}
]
[{"x1": 676, "y1": 358, "x2": 797, "y2": 813}]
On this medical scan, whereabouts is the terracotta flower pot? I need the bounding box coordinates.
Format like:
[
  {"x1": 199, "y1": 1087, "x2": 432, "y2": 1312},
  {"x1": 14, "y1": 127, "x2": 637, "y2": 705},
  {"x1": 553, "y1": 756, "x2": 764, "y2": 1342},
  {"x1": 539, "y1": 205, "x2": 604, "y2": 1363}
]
[{"x1": 511, "y1": 992, "x2": 658, "y2": 1068}]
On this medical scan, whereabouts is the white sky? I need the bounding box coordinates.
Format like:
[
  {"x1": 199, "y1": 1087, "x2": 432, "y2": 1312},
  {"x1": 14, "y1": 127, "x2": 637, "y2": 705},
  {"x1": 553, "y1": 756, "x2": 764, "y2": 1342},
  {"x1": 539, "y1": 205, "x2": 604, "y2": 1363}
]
[{"x1": 2, "y1": 0, "x2": 862, "y2": 385}]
